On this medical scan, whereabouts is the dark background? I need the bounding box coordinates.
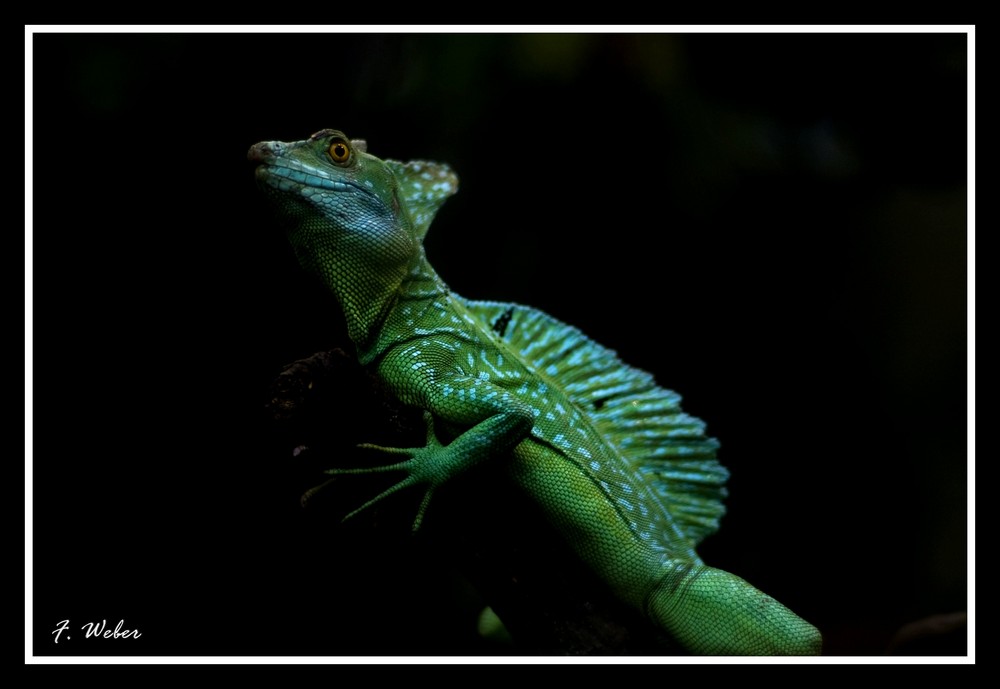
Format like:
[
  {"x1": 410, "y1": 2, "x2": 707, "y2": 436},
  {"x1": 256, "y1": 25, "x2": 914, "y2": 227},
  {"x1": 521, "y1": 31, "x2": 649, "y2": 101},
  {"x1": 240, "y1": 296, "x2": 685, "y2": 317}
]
[{"x1": 30, "y1": 32, "x2": 968, "y2": 656}]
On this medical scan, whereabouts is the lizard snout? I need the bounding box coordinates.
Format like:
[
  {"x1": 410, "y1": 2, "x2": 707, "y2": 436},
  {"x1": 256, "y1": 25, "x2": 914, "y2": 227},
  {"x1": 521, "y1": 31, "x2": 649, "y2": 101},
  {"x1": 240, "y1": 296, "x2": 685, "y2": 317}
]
[{"x1": 247, "y1": 140, "x2": 287, "y2": 163}]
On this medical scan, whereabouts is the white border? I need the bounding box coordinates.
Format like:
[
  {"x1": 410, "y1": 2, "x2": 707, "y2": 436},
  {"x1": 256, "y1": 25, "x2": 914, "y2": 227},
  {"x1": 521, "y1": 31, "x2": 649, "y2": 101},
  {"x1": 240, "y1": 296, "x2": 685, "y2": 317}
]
[{"x1": 24, "y1": 24, "x2": 975, "y2": 665}]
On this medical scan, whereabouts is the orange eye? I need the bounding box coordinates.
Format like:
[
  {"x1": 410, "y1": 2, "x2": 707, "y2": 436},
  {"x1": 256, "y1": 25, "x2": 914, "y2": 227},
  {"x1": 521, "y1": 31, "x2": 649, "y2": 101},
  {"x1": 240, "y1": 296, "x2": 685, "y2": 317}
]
[{"x1": 328, "y1": 139, "x2": 351, "y2": 164}]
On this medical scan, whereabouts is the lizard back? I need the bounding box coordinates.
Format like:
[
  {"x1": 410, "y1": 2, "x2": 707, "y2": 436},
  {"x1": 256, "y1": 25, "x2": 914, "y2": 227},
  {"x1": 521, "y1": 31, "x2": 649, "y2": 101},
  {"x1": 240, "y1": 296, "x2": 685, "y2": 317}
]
[{"x1": 459, "y1": 299, "x2": 729, "y2": 552}]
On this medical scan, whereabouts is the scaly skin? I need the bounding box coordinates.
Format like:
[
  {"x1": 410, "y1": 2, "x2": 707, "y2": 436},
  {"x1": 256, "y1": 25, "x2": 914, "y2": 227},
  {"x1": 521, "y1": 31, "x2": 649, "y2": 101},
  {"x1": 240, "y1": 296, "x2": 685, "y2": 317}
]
[{"x1": 249, "y1": 129, "x2": 822, "y2": 655}]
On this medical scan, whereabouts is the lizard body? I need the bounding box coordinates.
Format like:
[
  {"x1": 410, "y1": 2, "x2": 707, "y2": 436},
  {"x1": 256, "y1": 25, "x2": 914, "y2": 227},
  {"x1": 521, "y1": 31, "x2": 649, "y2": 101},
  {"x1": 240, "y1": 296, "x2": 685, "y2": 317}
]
[{"x1": 249, "y1": 129, "x2": 822, "y2": 655}]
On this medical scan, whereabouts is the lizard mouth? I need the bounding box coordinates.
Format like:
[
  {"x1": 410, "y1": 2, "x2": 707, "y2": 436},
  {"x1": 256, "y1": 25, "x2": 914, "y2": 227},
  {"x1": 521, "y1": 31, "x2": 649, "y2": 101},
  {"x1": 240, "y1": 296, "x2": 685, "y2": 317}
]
[
  {"x1": 253, "y1": 161, "x2": 375, "y2": 201},
  {"x1": 248, "y1": 141, "x2": 365, "y2": 195}
]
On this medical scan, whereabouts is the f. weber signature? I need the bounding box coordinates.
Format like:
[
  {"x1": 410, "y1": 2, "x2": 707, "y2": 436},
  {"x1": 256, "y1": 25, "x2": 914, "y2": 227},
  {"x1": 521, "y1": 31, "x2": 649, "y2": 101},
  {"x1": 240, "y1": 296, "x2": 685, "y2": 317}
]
[{"x1": 52, "y1": 619, "x2": 141, "y2": 643}]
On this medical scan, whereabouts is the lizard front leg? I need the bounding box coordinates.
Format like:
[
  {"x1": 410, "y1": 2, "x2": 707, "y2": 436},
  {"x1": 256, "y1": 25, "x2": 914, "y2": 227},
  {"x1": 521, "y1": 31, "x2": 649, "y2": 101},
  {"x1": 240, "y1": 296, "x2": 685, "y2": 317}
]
[{"x1": 327, "y1": 372, "x2": 534, "y2": 530}]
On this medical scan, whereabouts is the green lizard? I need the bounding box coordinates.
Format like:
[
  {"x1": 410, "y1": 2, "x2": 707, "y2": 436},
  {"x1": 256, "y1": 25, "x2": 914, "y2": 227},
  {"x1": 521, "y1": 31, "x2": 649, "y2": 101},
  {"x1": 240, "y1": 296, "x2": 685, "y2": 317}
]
[{"x1": 249, "y1": 129, "x2": 823, "y2": 655}]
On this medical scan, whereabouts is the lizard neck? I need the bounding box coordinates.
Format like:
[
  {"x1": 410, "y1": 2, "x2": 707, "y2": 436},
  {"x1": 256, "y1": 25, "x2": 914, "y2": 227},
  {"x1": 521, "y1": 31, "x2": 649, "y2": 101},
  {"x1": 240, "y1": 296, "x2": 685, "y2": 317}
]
[
  {"x1": 286, "y1": 220, "x2": 430, "y2": 359},
  {"x1": 354, "y1": 248, "x2": 452, "y2": 365},
  {"x1": 344, "y1": 245, "x2": 450, "y2": 366}
]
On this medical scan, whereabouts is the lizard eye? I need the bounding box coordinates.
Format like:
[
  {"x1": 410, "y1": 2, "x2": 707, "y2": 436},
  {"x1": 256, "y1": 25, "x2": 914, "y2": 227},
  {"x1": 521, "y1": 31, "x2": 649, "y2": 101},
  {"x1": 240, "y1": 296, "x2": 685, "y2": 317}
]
[{"x1": 328, "y1": 139, "x2": 352, "y2": 165}]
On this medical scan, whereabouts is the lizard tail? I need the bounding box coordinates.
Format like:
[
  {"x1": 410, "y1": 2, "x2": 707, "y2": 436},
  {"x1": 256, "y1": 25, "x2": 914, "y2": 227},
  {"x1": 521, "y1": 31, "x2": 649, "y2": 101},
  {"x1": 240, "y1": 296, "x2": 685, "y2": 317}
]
[{"x1": 646, "y1": 564, "x2": 822, "y2": 655}]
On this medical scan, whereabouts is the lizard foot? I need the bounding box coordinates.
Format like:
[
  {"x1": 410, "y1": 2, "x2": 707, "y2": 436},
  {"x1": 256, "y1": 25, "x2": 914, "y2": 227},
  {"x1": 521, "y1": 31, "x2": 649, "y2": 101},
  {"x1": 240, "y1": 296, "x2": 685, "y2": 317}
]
[{"x1": 325, "y1": 413, "x2": 443, "y2": 531}]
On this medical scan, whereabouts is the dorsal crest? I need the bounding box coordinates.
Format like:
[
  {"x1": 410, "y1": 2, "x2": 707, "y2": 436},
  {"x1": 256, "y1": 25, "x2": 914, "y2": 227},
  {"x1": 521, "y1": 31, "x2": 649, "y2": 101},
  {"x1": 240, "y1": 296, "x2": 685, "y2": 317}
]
[
  {"x1": 384, "y1": 159, "x2": 459, "y2": 241},
  {"x1": 461, "y1": 298, "x2": 729, "y2": 547}
]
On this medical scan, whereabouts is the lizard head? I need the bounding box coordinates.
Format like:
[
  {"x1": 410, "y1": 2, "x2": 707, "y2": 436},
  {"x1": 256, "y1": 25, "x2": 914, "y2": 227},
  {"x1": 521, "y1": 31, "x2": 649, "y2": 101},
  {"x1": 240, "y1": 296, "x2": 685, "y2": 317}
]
[
  {"x1": 249, "y1": 129, "x2": 458, "y2": 350},
  {"x1": 249, "y1": 129, "x2": 414, "y2": 270},
  {"x1": 249, "y1": 129, "x2": 458, "y2": 269}
]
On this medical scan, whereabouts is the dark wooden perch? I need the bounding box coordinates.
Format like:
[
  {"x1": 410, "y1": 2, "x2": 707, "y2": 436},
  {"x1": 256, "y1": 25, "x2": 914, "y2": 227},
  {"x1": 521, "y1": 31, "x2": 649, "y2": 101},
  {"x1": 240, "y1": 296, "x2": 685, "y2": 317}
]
[{"x1": 267, "y1": 349, "x2": 685, "y2": 655}]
